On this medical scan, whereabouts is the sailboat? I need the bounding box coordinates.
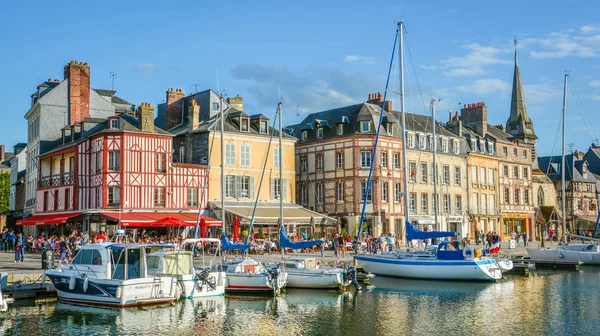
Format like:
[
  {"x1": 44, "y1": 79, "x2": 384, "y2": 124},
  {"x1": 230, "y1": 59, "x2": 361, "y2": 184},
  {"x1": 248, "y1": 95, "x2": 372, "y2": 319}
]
[
  {"x1": 527, "y1": 74, "x2": 600, "y2": 264},
  {"x1": 353, "y1": 22, "x2": 503, "y2": 281}
]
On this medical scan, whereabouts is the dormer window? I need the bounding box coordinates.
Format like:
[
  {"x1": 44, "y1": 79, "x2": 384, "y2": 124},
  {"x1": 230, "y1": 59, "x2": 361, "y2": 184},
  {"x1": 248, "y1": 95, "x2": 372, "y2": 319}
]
[
  {"x1": 470, "y1": 138, "x2": 477, "y2": 151},
  {"x1": 453, "y1": 139, "x2": 460, "y2": 154},
  {"x1": 213, "y1": 102, "x2": 219, "y2": 110},
  {"x1": 337, "y1": 124, "x2": 343, "y2": 135},
  {"x1": 479, "y1": 140, "x2": 486, "y2": 153},
  {"x1": 406, "y1": 132, "x2": 415, "y2": 148},
  {"x1": 240, "y1": 118, "x2": 249, "y2": 132},
  {"x1": 110, "y1": 119, "x2": 120, "y2": 129},
  {"x1": 301, "y1": 131, "x2": 307, "y2": 140},
  {"x1": 260, "y1": 121, "x2": 268, "y2": 134},
  {"x1": 361, "y1": 121, "x2": 370, "y2": 133},
  {"x1": 442, "y1": 138, "x2": 449, "y2": 153},
  {"x1": 317, "y1": 127, "x2": 324, "y2": 139},
  {"x1": 488, "y1": 142, "x2": 495, "y2": 155},
  {"x1": 418, "y1": 134, "x2": 425, "y2": 149},
  {"x1": 387, "y1": 123, "x2": 394, "y2": 135}
]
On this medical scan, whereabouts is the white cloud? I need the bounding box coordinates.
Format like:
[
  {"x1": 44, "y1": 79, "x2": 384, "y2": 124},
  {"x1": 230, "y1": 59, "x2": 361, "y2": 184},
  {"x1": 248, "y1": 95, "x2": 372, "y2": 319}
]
[
  {"x1": 135, "y1": 63, "x2": 156, "y2": 73},
  {"x1": 524, "y1": 25, "x2": 600, "y2": 59},
  {"x1": 589, "y1": 80, "x2": 600, "y2": 87},
  {"x1": 581, "y1": 25, "x2": 600, "y2": 34},
  {"x1": 523, "y1": 83, "x2": 562, "y2": 104},
  {"x1": 593, "y1": 95, "x2": 600, "y2": 101},
  {"x1": 343, "y1": 55, "x2": 375, "y2": 64},
  {"x1": 425, "y1": 43, "x2": 511, "y2": 77},
  {"x1": 456, "y1": 78, "x2": 511, "y2": 95}
]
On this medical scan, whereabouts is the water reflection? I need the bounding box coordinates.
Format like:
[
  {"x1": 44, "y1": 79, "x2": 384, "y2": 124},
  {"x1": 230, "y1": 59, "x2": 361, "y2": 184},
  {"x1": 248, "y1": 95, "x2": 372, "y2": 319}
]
[{"x1": 1, "y1": 270, "x2": 600, "y2": 335}]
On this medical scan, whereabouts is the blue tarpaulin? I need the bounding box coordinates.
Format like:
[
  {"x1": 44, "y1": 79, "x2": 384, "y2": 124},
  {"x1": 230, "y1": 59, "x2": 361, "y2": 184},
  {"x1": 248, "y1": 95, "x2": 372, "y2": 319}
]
[
  {"x1": 221, "y1": 232, "x2": 250, "y2": 251},
  {"x1": 406, "y1": 221, "x2": 455, "y2": 241},
  {"x1": 279, "y1": 227, "x2": 322, "y2": 249}
]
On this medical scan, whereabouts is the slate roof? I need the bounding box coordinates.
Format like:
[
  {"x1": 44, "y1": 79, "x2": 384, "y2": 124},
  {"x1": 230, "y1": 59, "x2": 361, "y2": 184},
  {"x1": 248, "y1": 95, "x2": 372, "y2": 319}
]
[{"x1": 538, "y1": 154, "x2": 598, "y2": 183}]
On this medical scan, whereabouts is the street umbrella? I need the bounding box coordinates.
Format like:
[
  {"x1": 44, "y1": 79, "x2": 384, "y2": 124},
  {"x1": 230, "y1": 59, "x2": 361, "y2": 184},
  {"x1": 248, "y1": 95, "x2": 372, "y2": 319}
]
[
  {"x1": 200, "y1": 217, "x2": 207, "y2": 238},
  {"x1": 233, "y1": 217, "x2": 240, "y2": 242},
  {"x1": 148, "y1": 216, "x2": 183, "y2": 227}
]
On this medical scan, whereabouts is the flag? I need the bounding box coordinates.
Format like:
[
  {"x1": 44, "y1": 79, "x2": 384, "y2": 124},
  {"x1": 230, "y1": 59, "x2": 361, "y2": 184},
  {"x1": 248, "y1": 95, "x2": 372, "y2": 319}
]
[{"x1": 489, "y1": 241, "x2": 500, "y2": 254}]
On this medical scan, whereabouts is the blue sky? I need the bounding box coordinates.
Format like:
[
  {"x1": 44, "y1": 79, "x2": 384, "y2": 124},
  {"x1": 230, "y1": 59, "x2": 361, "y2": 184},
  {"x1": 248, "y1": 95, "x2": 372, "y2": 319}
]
[{"x1": 1, "y1": 0, "x2": 599, "y2": 156}]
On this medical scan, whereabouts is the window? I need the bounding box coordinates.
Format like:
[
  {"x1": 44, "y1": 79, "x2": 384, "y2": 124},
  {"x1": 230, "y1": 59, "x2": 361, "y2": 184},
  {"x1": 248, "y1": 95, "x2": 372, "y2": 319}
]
[
  {"x1": 442, "y1": 165, "x2": 450, "y2": 184},
  {"x1": 524, "y1": 189, "x2": 529, "y2": 205},
  {"x1": 473, "y1": 192, "x2": 479, "y2": 213},
  {"x1": 187, "y1": 188, "x2": 198, "y2": 207},
  {"x1": 454, "y1": 166, "x2": 461, "y2": 185},
  {"x1": 513, "y1": 148, "x2": 517, "y2": 157},
  {"x1": 455, "y1": 195, "x2": 462, "y2": 214},
  {"x1": 111, "y1": 119, "x2": 120, "y2": 129},
  {"x1": 522, "y1": 150, "x2": 527, "y2": 158},
  {"x1": 471, "y1": 166, "x2": 477, "y2": 184},
  {"x1": 336, "y1": 152, "x2": 344, "y2": 169},
  {"x1": 301, "y1": 131, "x2": 307, "y2": 140},
  {"x1": 316, "y1": 128, "x2": 324, "y2": 139},
  {"x1": 503, "y1": 146, "x2": 508, "y2": 155},
  {"x1": 226, "y1": 143, "x2": 236, "y2": 165},
  {"x1": 394, "y1": 183, "x2": 402, "y2": 202},
  {"x1": 420, "y1": 163, "x2": 428, "y2": 183},
  {"x1": 241, "y1": 118, "x2": 249, "y2": 132},
  {"x1": 488, "y1": 142, "x2": 494, "y2": 155},
  {"x1": 96, "y1": 188, "x2": 101, "y2": 208},
  {"x1": 587, "y1": 184, "x2": 593, "y2": 192},
  {"x1": 378, "y1": 152, "x2": 387, "y2": 168},
  {"x1": 260, "y1": 121, "x2": 268, "y2": 134},
  {"x1": 154, "y1": 187, "x2": 165, "y2": 207},
  {"x1": 241, "y1": 144, "x2": 251, "y2": 166},
  {"x1": 108, "y1": 151, "x2": 120, "y2": 171},
  {"x1": 503, "y1": 165, "x2": 508, "y2": 177},
  {"x1": 213, "y1": 102, "x2": 219, "y2": 110},
  {"x1": 65, "y1": 189, "x2": 70, "y2": 210},
  {"x1": 577, "y1": 200, "x2": 583, "y2": 210},
  {"x1": 488, "y1": 168, "x2": 494, "y2": 185},
  {"x1": 470, "y1": 138, "x2": 477, "y2": 151},
  {"x1": 409, "y1": 162, "x2": 417, "y2": 182},
  {"x1": 489, "y1": 194, "x2": 495, "y2": 214},
  {"x1": 381, "y1": 182, "x2": 388, "y2": 202},
  {"x1": 575, "y1": 183, "x2": 580, "y2": 191},
  {"x1": 361, "y1": 151, "x2": 371, "y2": 168},
  {"x1": 504, "y1": 188, "x2": 510, "y2": 204},
  {"x1": 361, "y1": 121, "x2": 370, "y2": 133},
  {"x1": 523, "y1": 167, "x2": 528, "y2": 179},
  {"x1": 428, "y1": 135, "x2": 434, "y2": 150},
  {"x1": 108, "y1": 186, "x2": 120, "y2": 206},
  {"x1": 271, "y1": 178, "x2": 285, "y2": 200},
  {"x1": 317, "y1": 183, "x2": 324, "y2": 203},
  {"x1": 386, "y1": 123, "x2": 394, "y2": 135},
  {"x1": 480, "y1": 193, "x2": 487, "y2": 214},
  {"x1": 301, "y1": 158, "x2": 308, "y2": 172},
  {"x1": 443, "y1": 195, "x2": 451, "y2": 213},
  {"x1": 409, "y1": 193, "x2": 417, "y2": 213},
  {"x1": 479, "y1": 167, "x2": 486, "y2": 185},
  {"x1": 179, "y1": 146, "x2": 185, "y2": 163},
  {"x1": 225, "y1": 175, "x2": 235, "y2": 197},
  {"x1": 453, "y1": 140, "x2": 460, "y2": 154},
  {"x1": 238, "y1": 176, "x2": 252, "y2": 198},
  {"x1": 421, "y1": 193, "x2": 429, "y2": 214},
  {"x1": 406, "y1": 132, "x2": 415, "y2": 148},
  {"x1": 337, "y1": 182, "x2": 344, "y2": 202},
  {"x1": 301, "y1": 183, "x2": 308, "y2": 204},
  {"x1": 442, "y1": 139, "x2": 449, "y2": 153},
  {"x1": 337, "y1": 124, "x2": 343, "y2": 135},
  {"x1": 361, "y1": 181, "x2": 372, "y2": 202},
  {"x1": 514, "y1": 188, "x2": 520, "y2": 205},
  {"x1": 513, "y1": 166, "x2": 519, "y2": 178},
  {"x1": 316, "y1": 155, "x2": 323, "y2": 170},
  {"x1": 274, "y1": 147, "x2": 282, "y2": 169},
  {"x1": 479, "y1": 140, "x2": 486, "y2": 153},
  {"x1": 393, "y1": 153, "x2": 400, "y2": 169},
  {"x1": 418, "y1": 135, "x2": 425, "y2": 149}
]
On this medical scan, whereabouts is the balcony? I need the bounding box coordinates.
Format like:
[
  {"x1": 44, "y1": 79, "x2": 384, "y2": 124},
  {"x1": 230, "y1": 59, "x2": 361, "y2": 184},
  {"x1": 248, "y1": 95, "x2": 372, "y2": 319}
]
[
  {"x1": 39, "y1": 172, "x2": 75, "y2": 189},
  {"x1": 470, "y1": 207, "x2": 502, "y2": 216}
]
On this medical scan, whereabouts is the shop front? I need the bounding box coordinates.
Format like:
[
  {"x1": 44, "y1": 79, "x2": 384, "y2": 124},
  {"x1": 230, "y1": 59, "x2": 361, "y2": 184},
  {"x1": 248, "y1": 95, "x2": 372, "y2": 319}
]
[{"x1": 501, "y1": 213, "x2": 533, "y2": 241}]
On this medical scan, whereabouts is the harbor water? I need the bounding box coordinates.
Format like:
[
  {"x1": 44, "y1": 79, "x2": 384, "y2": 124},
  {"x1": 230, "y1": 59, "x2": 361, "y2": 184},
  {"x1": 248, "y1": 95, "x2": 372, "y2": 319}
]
[{"x1": 1, "y1": 267, "x2": 599, "y2": 335}]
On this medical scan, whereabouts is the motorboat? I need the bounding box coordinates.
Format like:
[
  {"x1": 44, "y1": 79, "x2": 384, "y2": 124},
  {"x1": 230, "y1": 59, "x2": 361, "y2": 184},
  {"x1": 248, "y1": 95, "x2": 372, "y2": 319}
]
[
  {"x1": 45, "y1": 243, "x2": 180, "y2": 308},
  {"x1": 354, "y1": 240, "x2": 503, "y2": 281},
  {"x1": 527, "y1": 244, "x2": 600, "y2": 265},
  {"x1": 147, "y1": 238, "x2": 226, "y2": 298},
  {"x1": 217, "y1": 258, "x2": 287, "y2": 294},
  {"x1": 278, "y1": 258, "x2": 357, "y2": 289}
]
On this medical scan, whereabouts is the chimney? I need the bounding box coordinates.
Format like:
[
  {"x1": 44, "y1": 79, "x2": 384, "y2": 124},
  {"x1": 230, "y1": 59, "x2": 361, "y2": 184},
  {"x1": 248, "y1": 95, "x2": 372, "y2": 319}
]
[
  {"x1": 0, "y1": 145, "x2": 4, "y2": 162},
  {"x1": 165, "y1": 88, "x2": 185, "y2": 130},
  {"x1": 454, "y1": 111, "x2": 459, "y2": 121},
  {"x1": 494, "y1": 124, "x2": 504, "y2": 131},
  {"x1": 460, "y1": 101, "x2": 487, "y2": 137},
  {"x1": 377, "y1": 92, "x2": 383, "y2": 102},
  {"x1": 384, "y1": 100, "x2": 392, "y2": 112},
  {"x1": 449, "y1": 111, "x2": 452, "y2": 122},
  {"x1": 227, "y1": 94, "x2": 244, "y2": 111},
  {"x1": 188, "y1": 100, "x2": 200, "y2": 131},
  {"x1": 137, "y1": 102, "x2": 155, "y2": 133},
  {"x1": 64, "y1": 61, "x2": 91, "y2": 125},
  {"x1": 367, "y1": 93, "x2": 385, "y2": 105}
]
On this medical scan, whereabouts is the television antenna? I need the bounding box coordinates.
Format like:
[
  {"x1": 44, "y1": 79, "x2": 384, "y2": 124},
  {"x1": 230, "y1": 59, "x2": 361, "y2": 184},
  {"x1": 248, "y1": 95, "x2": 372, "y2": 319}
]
[{"x1": 110, "y1": 71, "x2": 117, "y2": 90}]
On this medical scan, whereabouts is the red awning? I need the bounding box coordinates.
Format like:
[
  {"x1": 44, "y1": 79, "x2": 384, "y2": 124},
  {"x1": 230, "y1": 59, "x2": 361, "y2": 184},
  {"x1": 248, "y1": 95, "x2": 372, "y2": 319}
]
[
  {"x1": 16, "y1": 213, "x2": 82, "y2": 226},
  {"x1": 100, "y1": 212, "x2": 221, "y2": 228}
]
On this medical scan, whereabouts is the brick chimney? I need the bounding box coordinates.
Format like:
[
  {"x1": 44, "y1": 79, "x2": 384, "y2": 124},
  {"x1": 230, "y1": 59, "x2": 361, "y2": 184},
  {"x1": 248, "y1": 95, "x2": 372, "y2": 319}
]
[
  {"x1": 0, "y1": 145, "x2": 5, "y2": 162},
  {"x1": 137, "y1": 102, "x2": 155, "y2": 133},
  {"x1": 64, "y1": 61, "x2": 91, "y2": 125},
  {"x1": 367, "y1": 92, "x2": 392, "y2": 111},
  {"x1": 188, "y1": 100, "x2": 200, "y2": 131},
  {"x1": 460, "y1": 102, "x2": 488, "y2": 137},
  {"x1": 165, "y1": 88, "x2": 185, "y2": 130},
  {"x1": 227, "y1": 95, "x2": 243, "y2": 111}
]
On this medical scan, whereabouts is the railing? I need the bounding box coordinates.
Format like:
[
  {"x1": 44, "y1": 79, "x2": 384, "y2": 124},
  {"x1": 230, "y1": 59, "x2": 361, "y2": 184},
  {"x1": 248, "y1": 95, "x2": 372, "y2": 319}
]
[
  {"x1": 39, "y1": 172, "x2": 75, "y2": 189},
  {"x1": 63, "y1": 172, "x2": 74, "y2": 185},
  {"x1": 470, "y1": 207, "x2": 502, "y2": 216}
]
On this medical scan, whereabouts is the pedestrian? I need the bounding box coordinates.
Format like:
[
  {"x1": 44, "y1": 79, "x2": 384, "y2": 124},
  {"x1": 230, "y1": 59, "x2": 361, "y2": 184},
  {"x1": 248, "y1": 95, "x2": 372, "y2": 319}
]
[
  {"x1": 14, "y1": 235, "x2": 22, "y2": 263},
  {"x1": 523, "y1": 232, "x2": 528, "y2": 247},
  {"x1": 332, "y1": 233, "x2": 340, "y2": 265},
  {"x1": 16, "y1": 233, "x2": 25, "y2": 262},
  {"x1": 7, "y1": 230, "x2": 15, "y2": 252},
  {"x1": 386, "y1": 234, "x2": 393, "y2": 253},
  {"x1": 0, "y1": 228, "x2": 7, "y2": 252},
  {"x1": 96, "y1": 231, "x2": 106, "y2": 243},
  {"x1": 57, "y1": 236, "x2": 71, "y2": 267}
]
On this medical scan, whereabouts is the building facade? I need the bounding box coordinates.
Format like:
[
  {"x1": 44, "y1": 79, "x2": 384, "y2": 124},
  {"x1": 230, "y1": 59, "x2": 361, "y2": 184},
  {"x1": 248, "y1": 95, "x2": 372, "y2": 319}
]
[{"x1": 8, "y1": 143, "x2": 27, "y2": 227}]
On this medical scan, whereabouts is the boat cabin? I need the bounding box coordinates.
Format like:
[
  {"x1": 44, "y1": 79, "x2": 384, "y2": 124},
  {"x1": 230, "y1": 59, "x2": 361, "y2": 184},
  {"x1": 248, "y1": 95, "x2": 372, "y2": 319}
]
[
  {"x1": 282, "y1": 258, "x2": 320, "y2": 270},
  {"x1": 435, "y1": 241, "x2": 470, "y2": 260},
  {"x1": 147, "y1": 251, "x2": 195, "y2": 276}
]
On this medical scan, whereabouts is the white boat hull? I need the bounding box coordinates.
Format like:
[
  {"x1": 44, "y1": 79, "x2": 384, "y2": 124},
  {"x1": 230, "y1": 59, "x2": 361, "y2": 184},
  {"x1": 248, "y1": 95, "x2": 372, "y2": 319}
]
[
  {"x1": 286, "y1": 270, "x2": 345, "y2": 289},
  {"x1": 527, "y1": 248, "x2": 600, "y2": 265},
  {"x1": 496, "y1": 258, "x2": 514, "y2": 272},
  {"x1": 225, "y1": 272, "x2": 287, "y2": 293},
  {"x1": 178, "y1": 271, "x2": 226, "y2": 298},
  {"x1": 354, "y1": 255, "x2": 502, "y2": 281}
]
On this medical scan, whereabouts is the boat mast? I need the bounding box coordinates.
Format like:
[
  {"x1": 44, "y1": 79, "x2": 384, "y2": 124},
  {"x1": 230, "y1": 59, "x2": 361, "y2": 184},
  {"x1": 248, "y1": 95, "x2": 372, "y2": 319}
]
[
  {"x1": 398, "y1": 21, "x2": 410, "y2": 240},
  {"x1": 220, "y1": 94, "x2": 226, "y2": 237},
  {"x1": 561, "y1": 72, "x2": 568, "y2": 240},
  {"x1": 278, "y1": 101, "x2": 284, "y2": 258},
  {"x1": 431, "y1": 98, "x2": 439, "y2": 229}
]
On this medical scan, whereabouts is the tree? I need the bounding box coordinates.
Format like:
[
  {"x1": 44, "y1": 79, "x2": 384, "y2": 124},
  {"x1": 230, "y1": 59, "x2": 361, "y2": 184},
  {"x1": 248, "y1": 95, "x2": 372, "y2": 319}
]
[{"x1": 0, "y1": 172, "x2": 9, "y2": 213}]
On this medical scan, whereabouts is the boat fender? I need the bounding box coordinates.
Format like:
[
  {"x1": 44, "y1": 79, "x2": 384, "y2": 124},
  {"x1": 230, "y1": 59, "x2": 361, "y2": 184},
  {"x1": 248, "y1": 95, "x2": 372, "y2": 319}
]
[
  {"x1": 559, "y1": 252, "x2": 564, "y2": 259},
  {"x1": 82, "y1": 275, "x2": 89, "y2": 292},
  {"x1": 463, "y1": 246, "x2": 474, "y2": 260},
  {"x1": 115, "y1": 286, "x2": 122, "y2": 299},
  {"x1": 69, "y1": 276, "x2": 77, "y2": 290}
]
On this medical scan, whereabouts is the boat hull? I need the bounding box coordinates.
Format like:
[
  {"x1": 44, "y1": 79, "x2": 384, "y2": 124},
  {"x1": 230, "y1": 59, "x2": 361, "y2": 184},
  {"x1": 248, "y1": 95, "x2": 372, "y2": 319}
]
[
  {"x1": 179, "y1": 272, "x2": 226, "y2": 298},
  {"x1": 225, "y1": 273, "x2": 286, "y2": 293},
  {"x1": 46, "y1": 272, "x2": 178, "y2": 308},
  {"x1": 354, "y1": 255, "x2": 502, "y2": 281},
  {"x1": 285, "y1": 270, "x2": 345, "y2": 289},
  {"x1": 527, "y1": 248, "x2": 600, "y2": 265}
]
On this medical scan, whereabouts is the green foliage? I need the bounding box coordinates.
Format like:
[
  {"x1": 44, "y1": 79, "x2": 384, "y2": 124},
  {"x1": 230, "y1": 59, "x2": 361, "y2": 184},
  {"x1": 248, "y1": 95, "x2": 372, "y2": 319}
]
[{"x1": 0, "y1": 172, "x2": 9, "y2": 213}]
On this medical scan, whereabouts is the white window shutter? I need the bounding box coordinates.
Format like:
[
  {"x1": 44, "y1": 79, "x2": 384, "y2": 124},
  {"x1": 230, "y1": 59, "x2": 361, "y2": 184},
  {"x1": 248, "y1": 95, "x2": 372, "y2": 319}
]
[
  {"x1": 235, "y1": 176, "x2": 242, "y2": 198},
  {"x1": 282, "y1": 179, "x2": 287, "y2": 201},
  {"x1": 249, "y1": 176, "x2": 255, "y2": 198}
]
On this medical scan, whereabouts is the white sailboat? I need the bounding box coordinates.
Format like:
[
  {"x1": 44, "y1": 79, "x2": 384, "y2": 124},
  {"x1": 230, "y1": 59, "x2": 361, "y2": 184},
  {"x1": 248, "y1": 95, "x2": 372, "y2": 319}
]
[{"x1": 353, "y1": 22, "x2": 503, "y2": 281}]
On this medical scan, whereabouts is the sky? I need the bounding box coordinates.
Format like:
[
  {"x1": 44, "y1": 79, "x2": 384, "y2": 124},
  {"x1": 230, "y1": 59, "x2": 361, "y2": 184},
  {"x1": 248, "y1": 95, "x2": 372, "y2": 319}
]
[{"x1": 1, "y1": 0, "x2": 599, "y2": 157}]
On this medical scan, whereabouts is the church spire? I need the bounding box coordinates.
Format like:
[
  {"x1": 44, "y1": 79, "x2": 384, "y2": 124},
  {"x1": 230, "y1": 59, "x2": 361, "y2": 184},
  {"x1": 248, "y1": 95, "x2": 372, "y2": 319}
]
[{"x1": 506, "y1": 36, "x2": 537, "y2": 142}]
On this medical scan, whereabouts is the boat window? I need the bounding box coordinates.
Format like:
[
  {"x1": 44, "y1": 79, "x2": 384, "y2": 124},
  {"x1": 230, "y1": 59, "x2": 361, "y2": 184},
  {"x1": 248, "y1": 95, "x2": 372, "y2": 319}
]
[
  {"x1": 91, "y1": 250, "x2": 102, "y2": 265},
  {"x1": 111, "y1": 249, "x2": 126, "y2": 280},
  {"x1": 72, "y1": 250, "x2": 85, "y2": 265},
  {"x1": 164, "y1": 254, "x2": 192, "y2": 275},
  {"x1": 147, "y1": 256, "x2": 161, "y2": 269},
  {"x1": 72, "y1": 249, "x2": 103, "y2": 265},
  {"x1": 285, "y1": 264, "x2": 297, "y2": 269},
  {"x1": 127, "y1": 249, "x2": 142, "y2": 279}
]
